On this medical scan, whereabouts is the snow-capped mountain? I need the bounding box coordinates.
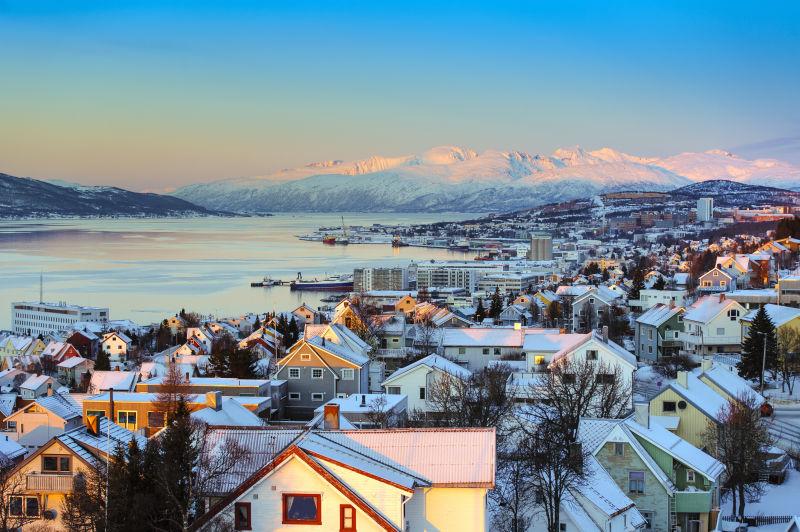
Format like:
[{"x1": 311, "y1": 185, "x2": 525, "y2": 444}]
[{"x1": 172, "y1": 146, "x2": 800, "y2": 213}]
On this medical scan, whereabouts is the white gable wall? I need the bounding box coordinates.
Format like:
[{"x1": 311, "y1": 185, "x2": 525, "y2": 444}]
[{"x1": 404, "y1": 486, "x2": 488, "y2": 532}]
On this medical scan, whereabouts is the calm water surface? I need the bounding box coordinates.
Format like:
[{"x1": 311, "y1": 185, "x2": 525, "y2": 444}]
[{"x1": 0, "y1": 214, "x2": 473, "y2": 327}]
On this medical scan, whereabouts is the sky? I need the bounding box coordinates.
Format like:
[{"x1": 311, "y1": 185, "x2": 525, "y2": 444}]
[{"x1": 1, "y1": 0, "x2": 799, "y2": 191}]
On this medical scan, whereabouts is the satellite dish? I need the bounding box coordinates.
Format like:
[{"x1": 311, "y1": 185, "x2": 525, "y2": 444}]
[{"x1": 678, "y1": 400, "x2": 687, "y2": 410}]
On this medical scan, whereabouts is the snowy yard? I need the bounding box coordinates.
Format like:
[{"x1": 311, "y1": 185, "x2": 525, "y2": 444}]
[{"x1": 717, "y1": 469, "x2": 800, "y2": 531}]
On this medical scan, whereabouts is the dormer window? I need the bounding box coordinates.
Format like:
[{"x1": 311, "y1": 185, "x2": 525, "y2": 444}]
[{"x1": 728, "y1": 309, "x2": 739, "y2": 321}]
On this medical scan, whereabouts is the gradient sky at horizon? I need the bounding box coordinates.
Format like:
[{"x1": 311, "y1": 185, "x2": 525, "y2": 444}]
[{"x1": 1, "y1": 0, "x2": 799, "y2": 191}]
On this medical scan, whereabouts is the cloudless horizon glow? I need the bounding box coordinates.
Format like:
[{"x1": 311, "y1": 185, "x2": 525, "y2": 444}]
[{"x1": 1, "y1": 0, "x2": 799, "y2": 190}]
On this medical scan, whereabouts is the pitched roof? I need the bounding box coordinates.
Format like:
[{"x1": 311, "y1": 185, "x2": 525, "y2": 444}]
[
  {"x1": 683, "y1": 295, "x2": 741, "y2": 324},
  {"x1": 57, "y1": 417, "x2": 147, "y2": 462},
  {"x1": 57, "y1": 356, "x2": 91, "y2": 369},
  {"x1": 742, "y1": 304, "x2": 800, "y2": 327},
  {"x1": 382, "y1": 354, "x2": 471, "y2": 386},
  {"x1": 665, "y1": 373, "x2": 729, "y2": 422},
  {"x1": 89, "y1": 370, "x2": 137, "y2": 392},
  {"x1": 191, "y1": 398, "x2": 263, "y2": 427},
  {"x1": 636, "y1": 304, "x2": 683, "y2": 327},
  {"x1": 20, "y1": 374, "x2": 51, "y2": 391},
  {"x1": 697, "y1": 365, "x2": 765, "y2": 406},
  {"x1": 305, "y1": 336, "x2": 370, "y2": 366},
  {"x1": 34, "y1": 393, "x2": 82, "y2": 421}
]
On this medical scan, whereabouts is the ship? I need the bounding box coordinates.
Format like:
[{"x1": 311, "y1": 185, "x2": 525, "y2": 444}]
[
  {"x1": 322, "y1": 235, "x2": 336, "y2": 245},
  {"x1": 392, "y1": 235, "x2": 409, "y2": 247},
  {"x1": 290, "y1": 272, "x2": 354, "y2": 292}
]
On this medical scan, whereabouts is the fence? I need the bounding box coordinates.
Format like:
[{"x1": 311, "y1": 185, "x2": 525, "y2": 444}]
[{"x1": 720, "y1": 515, "x2": 793, "y2": 526}]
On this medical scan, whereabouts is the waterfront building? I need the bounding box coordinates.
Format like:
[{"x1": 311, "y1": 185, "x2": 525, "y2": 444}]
[
  {"x1": 353, "y1": 266, "x2": 409, "y2": 292},
  {"x1": 11, "y1": 301, "x2": 108, "y2": 336}
]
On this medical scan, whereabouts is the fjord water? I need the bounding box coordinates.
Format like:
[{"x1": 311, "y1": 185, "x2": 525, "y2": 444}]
[{"x1": 0, "y1": 214, "x2": 472, "y2": 328}]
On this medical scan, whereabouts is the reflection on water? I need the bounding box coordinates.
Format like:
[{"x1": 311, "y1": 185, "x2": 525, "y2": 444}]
[{"x1": 0, "y1": 214, "x2": 471, "y2": 326}]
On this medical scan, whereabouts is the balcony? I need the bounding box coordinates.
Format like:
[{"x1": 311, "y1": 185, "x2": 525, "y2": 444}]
[
  {"x1": 674, "y1": 490, "x2": 713, "y2": 513},
  {"x1": 26, "y1": 473, "x2": 75, "y2": 492},
  {"x1": 677, "y1": 331, "x2": 741, "y2": 346}
]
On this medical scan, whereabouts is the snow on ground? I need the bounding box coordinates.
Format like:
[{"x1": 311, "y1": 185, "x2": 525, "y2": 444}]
[{"x1": 718, "y1": 469, "x2": 800, "y2": 530}]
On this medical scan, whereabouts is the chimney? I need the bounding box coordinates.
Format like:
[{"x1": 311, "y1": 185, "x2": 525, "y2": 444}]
[
  {"x1": 206, "y1": 391, "x2": 222, "y2": 411},
  {"x1": 86, "y1": 415, "x2": 100, "y2": 436},
  {"x1": 701, "y1": 358, "x2": 713, "y2": 372},
  {"x1": 601, "y1": 325, "x2": 609, "y2": 343},
  {"x1": 109, "y1": 388, "x2": 115, "y2": 422},
  {"x1": 676, "y1": 370, "x2": 688, "y2": 388},
  {"x1": 185, "y1": 372, "x2": 190, "y2": 384},
  {"x1": 47, "y1": 382, "x2": 53, "y2": 397},
  {"x1": 719, "y1": 293, "x2": 725, "y2": 303},
  {"x1": 323, "y1": 404, "x2": 340, "y2": 430},
  {"x1": 634, "y1": 402, "x2": 649, "y2": 428},
  {"x1": 321, "y1": 337, "x2": 326, "y2": 346},
  {"x1": 360, "y1": 394, "x2": 366, "y2": 407}
]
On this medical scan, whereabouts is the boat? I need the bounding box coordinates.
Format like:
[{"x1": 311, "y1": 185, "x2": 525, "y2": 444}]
[
  {"x1": 290, "y1": 272, "x2": 353, "y2": 292},
  {"x1": 336, "y1": 216, "x2": 349, "y2": 245},
  {"x1": 392, "y1": 235, "x2": 409, "y2": 247},
  {"x1": 322, "y1": 235, "x2": 336, "y2": 245}
]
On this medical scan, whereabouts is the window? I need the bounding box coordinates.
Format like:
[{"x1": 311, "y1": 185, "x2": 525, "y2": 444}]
[
  {"x1": 494, "y1": 348, "x2": 501, "y2": 355},
  {"x1": 42, "y1": 455, "x2": 71, "y2": 473},
  {"x1": 5, "y1": 421, "x2": 16, "y2": 431},
  {"x1": 311, "y1": 393, "x2": 324, "y2": 401},
  {"x1": 712, "y1": 270, "x2": 719, "y2": 277},
  {"x1": 586, "y1": 349, "x2": 598, "y2": 361},
  {"x1": 336, "y1": 393, "x2": 347, "y2": 399},
  {"x1": 458, "y1": 347, "x2": 466, "y2": 355},
  {"x1": 9, "y1": 496, "x2": 39, "y2": 518},
  {"x1": 234, "y1": 502, "x2": 252, "y2": 530},
  {"x1": 482, "y1": 348, "x2": 490, "y2": 355},
  {"x1": 720, "y1": 281, "x2": 727, "y2": 287},
  {"x1": 559, "y1": 524, "x2": 567, "y2": 532},
  {"x1": 716, "y1": 327, "x2": 725, "y2": 335},
  {"x1": 147, "y1": 411, "x2": 166, "y2": 428},
  {"x1": 341, "y1": 368, "x2": 354, "y2": 380},
  {"x1": 614, "y1": 442, "x2": 624, "y2": 456},
  {"x1": 341, "y1": 504, "x2": 356, "y2": 532},
  {"x1": 686, "y1": 469, "x2": 696, "y2": 483},
  {"x1": 629, "y1": 471, "x2": 645, "y2": 493},
  {"x1": 288, "y1": 368, "x2": 300, "y2": 379},
  {"x1": 282, "y1": 494, "x2": 321, "y2": 525},
  {"x1": 701, "y1": 281, "x2": 711, "y2": 287},
  {"x1": 640, "y1": 511, "x2": 653, "y2": 530},
  {"x1": 289, "y1": 392, "x2": 301, "y2": 400},
  {"x1": 596, "y1": 373, "x2": 615, "y2": 385},
  {"x1": 534, "y1": 355, "x2": 545, "y2": 365},
  {"x1": 419, "y1": 387, "x2": 426, "y2": 400},
  {"x1": 728, "y1": 309, "x2": 739, "y2": 321},
  {"x1": 387, "y1": 386, "x2": 401, "y2": 395},
  {"x1": 301, "y1": 353, "x2": 311, "y2": 361},
  {"x1": 311, "y1": 368, "x2": 324, "y2": 379},
  {"x1": 118, "y1": 411, "x2": 137, "y2": 430},
  {"x1": 662, "y1": 401, "x2": 676, "y2": 412}
]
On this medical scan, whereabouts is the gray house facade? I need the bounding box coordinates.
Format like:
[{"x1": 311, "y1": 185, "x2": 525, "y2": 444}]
[{"x1": 635, "y1": 304, "x2": 684, "y2": 361}]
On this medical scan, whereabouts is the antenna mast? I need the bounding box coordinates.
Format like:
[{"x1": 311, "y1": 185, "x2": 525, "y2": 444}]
[{"x1": 39, "y1": 271, "x2": 43, "y2": 303}]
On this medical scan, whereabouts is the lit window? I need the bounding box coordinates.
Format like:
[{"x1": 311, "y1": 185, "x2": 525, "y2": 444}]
[
  {"x1": 341, "y1": 504, "x2": 356, "y2": 532},
  {"x1": 282, "y1": 494, "x2": 321, "y2": 524}
]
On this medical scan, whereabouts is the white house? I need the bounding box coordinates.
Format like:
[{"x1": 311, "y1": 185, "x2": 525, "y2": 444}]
[
  {"x1": 3, "y1": 393, "x2": 82, "y2": 450},
  {"x1": 193, "y1": 422, "x2": 495, "y2": 532},
  {"x1": 571, "y1": 286, "x2": 623, "y2": 332},
  {"x1": 381, "y1": 354, "x2": 472, "y2": 413},
  {"x1": 629, "y1": 288, "x2": 688, "y2": 312},
  {"x1": 101, "y1": 331, "x2": 132, "y2": 366},
  {"x1": 19, "y1": 375, "x2": 55, "y2": 400},
  {"x1": 441, "y1": 327, "x2": 559, "y2": 371},
  {"x1": 679, "y1": 294, "x2": 746, "y2": 355}
]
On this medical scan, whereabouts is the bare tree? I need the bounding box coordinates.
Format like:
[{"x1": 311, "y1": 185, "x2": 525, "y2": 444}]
[
  {"x1": 154, "y1": 362, "x2": 191, "y2": 422},
  {"x1": 652, "y1": 354, "x2": 695, "y2": 378},
  {"x1": 525, "y1": 357, "x2": 631, "y2": 442},
  {"x1": 490, "y1": 451, "x2": 535, "y2": 532},
  {"x1": 0, "y1": 458, "x2": 39, "y2": 531},
  {"x1": 412, "y1": 315, "x2": 438, "y2": 358},
  {"x1": 61, "y1": 461, "x2": 107, "y2": 532},
  {"x1": 777, "y1": 327, "x2": 800, "y2": 395},
  {"x1": 364, "y1": 395, "x2": 403, "y2": 428},
  {"x1": 703, "y1": 392, "x2": 771, "y2": 520}
]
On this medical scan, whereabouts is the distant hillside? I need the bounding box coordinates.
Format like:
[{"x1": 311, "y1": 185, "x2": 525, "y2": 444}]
[
  {"x1": 172, "y1": 145, "x2": 800, "y2": 213},
  {"x1": 0, "y1": 173, "x2": 222, "y2": 218},
  {"x1": 670, "y1": 179, "x2": 800, "y2": 206}
]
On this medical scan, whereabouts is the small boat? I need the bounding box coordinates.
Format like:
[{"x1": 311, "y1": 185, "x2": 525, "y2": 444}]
[
  {"x1": 392, "y1": 235, "x2": 409, "y2": 247},
  {"x1": 322, "y1": 235, "x2": 336, "y2": 245},
  {"x1": 335, "y1": 235, "x2": 350, "y2": 245}
]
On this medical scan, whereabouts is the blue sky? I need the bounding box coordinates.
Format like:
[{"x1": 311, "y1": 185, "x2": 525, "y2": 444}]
[{"x1": 1, "y1": 0, "x2": 798, "y2": 189}]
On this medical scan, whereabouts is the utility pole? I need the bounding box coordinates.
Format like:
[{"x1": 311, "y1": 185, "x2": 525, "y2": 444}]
[{"x1": 758, "y1": 330, "x2": 767, "y2": 394}]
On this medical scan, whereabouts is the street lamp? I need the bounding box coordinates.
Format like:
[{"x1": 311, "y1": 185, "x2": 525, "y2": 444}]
[{"x1": 757, "y1": 331, "x2": 768, "y2": 394}]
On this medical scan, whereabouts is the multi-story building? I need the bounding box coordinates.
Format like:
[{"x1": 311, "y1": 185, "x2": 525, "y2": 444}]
[
  {"x1": 415, "y1": 261, "x2": 496, "y2": 292},
  {"x1": 11, "y1": 301, "x2": 109, "y2": 336},
  {"x1": 634, "y1": 304, "x2": 684, "y2": 361},
  {"x1": 697, "y1": 197, "x2": 714, "y2": 222},
  {"x1": 527, "y1": 232, "x2": 553, "y2": 261},
  {"x1": 353, "y1": 267, "x2": 409, "y2": 292},
  {"x1": 477, "y1": 272, "x2": 539, "y2": 294},
  {"x1": 679, "y1": 294, "x2": 745, "y2": 355}
]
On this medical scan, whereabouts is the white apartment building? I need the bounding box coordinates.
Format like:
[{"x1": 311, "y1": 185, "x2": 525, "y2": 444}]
[
  {"x1": 477, "y1": 272, "x2": 540, "y2": 294},
  {"x1": 11, "y1": 301, "x2": 109, "y2": 336},
  {"x1": 353, "y1": 267, "x2": 409, "y2": 292},
  {"x1": 697, "y1": 197, "x2": 714, "y2": 222}
]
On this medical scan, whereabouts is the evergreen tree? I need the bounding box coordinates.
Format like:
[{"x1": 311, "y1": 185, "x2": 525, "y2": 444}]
[
  {"x1": 474, "y1": 298, "x2": 486, "y2": 323},
  {"x1": 95, "y1": 350, "x2": 111, "y2": 371},
  {"x1": 628, "y1": 268, "x2": 646, "y2": 301},
  {"x1": 529, "y1": 301, "x2": 540, "y2": 324},
  {"x1": 253, "y1": 314, "x2": 261, "y2": 329},
  {"x1": 288, "y1": 316, "x2": 300, "y2": 345},
  {"x1": 489, "y1": 288, "x2": 504, "y2": 319},
  {"x1": 157, "y1": 398, "x2": 198, "y2": 531},
  {"x1": 547, "y1": 300, "x2": 562, "y2": 328},
  {"x1": 228, "y1": 347, "x2": 258, "y2": 379},
  {"x1": 652, "y1": 276, "x2": 666, "y2": 290},
  {"x1": 738, "y1": 306, "x2": 778, "y2": 386},
  {"x1": 207, "y1": 348, "x2": 230, "y2": 377},
  {"x1": 601, "y1": 268, "x2": 610, "y2": 282}
]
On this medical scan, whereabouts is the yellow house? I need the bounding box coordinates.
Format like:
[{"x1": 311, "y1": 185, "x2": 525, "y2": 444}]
[
  {"x1": 5, "y1": 416, "x2": 145, "y2": 530},
  {"x1": 394, "y1": 294, "x2": 417, "y2": 315},
  {"x1": 740, "y1": 303, "x2": 800, "y2": 339},
  {"x1": 0, "y1": 337, "x2": 46, "y2": 370},
  {"x1": 165, "y1": 315, "x2": 187, "y2": 336}
]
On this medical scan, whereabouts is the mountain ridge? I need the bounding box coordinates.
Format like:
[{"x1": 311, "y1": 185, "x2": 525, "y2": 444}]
[{"x1": 172, "y1": 145, "x2": 800, "y2": 213}]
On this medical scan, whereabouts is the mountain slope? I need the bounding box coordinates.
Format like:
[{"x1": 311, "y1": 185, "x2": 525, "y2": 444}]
[
  {"x1": 0, "y1": 173, "x2": 220, "y2": 218},
  {"x1": 174, "y1": 145, "x2": 704, "y2": 213}
]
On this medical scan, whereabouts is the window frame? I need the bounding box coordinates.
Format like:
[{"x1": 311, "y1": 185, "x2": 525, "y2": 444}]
[
  {"x1": 311, "y1": 368, "x2": 324, "y2": 379},
  {"x1": 341, "y1": 368, "x2": 354, "y2": 381},
  {"x1": 288, "y1": 367, "x2": 301, "y2": 379},
  {"x1": 311, "y1": 392, "x2": 324, "y2": 402},
  {"x1": 340, "y1": 504, "x2": 356, "y2": 532},
  {"x1": 9, "y1": 495, "x2": 40, "y2": 518},
  {"x1": 387, "y1": 386, "x2": 401, "y2": 395},
  {"x1": 419, "y1": 387, "x2": 426, "y2": 400},
  {"x1": 42, "y1": 454, "x2": 71, "y2": 474},
  {"x1": 289, "y1": 392, "x2": 301, "y2": 401},
  {"x1": 629, "y1": 471, "x2": 645, "y2": 494},
  {"x1": 686, "y1": 469, "x2": 696, "y2": 483},
  {"x1": 662, "y1": 401, "x2": 677, "y2": 413},
  {"x1": 117, "y1": 410, "x2": 137, "y2": 430},
  {"x1": 614, "y1": 442, "x2": 624, "y2": 456},
  {"x1": 282, "y1": 493, "x2": 322, "y2": 525},
  {"x1": 234, "y1": 501, "x2": 252, "y2": 530},
  {"x1": 147, "y1": 411, "x2": 167, "y2": 428}
]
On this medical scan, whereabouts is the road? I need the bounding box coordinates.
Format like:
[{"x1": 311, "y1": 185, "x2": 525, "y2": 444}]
[{"x1": 769, "y1": 405, "x2": 800, "y2": 451}]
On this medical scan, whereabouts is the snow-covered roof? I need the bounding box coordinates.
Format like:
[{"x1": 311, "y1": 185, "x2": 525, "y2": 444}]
[
  {"x1": 57, "y1": 356, "x2": 91, "y2": 369},
  {"x1": 636, "y1": 304, "x2": 683, "y2": 327},
  {"x1": 191, "y1": 398, "x2": 264, "y2": 427},
  {"x1": 683, "y1": 295, "x2": 740, "y2": 324},
  {"x1": 89, "y1": 371, "x2": 137, "y2": 392},
  {"x1": 139, "y1": 376, "x2": 268, "y2": 388},
  {"x1": 57, "y1": 417, "x2": 146, "y2": 462},
  {"x1": 443, "y1": 327, "x2": 557, "y2": 348},
  {"x1": 306, "y1": 335, "x2": 370, "y2": 366},
  {"x1": 742, "y1": 304, "x2": 800, "y2": 327},
  {"x1": 667, "y1": 373, "x2": 729, "y2": 422},
  {"x1": 314, "y1": 394, "x2": 406, "y2": 415},
  {"x1": 382, "y1": 354, "x2": 471, "y2": 386},
  {"x1": 556, "y1": 285, "x2": 593, "y2": 297},
  {"x1": 523, "y1": 332, "x2": 588, "y2": 352},
  {"x1": 33, "y1": 393, "x2": 82, "y2": 421},
  {"x1": 697, "y1": 365, "x2": 765, "y2": 406},
  {"x1": 20, "y1": 374, "x2": 51, "y2": 391},
  {"x1": 577, "y1": 454, "x2": 645, "y2": 525},
  {"x1": 102, "y1": 331, "x2": 132, "y2": 344},
  {"x1": 624, "y1": 418, "x2": 725, "y2": 480}
]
